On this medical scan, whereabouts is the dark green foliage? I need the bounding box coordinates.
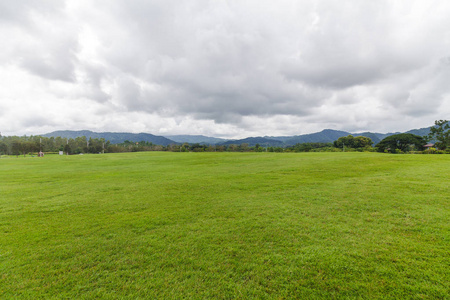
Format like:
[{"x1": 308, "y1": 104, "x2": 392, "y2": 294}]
[
  {"x1": 0, "y1": 142, "x2": 7, "y2": 154},
  {"x1": 10, "y1": 140, "x2": 22, "y2": 156},
  {"x1": 286, "y1": 142, "x2": 334, "y2": 152},
  {"x1": 115, "y1": 140, "x2": 158, "y2": 152},
  {"x1": 353, "y1": 132, "x2": 381, "y2": 144},
  {"x1": 253, "y1": 143, "x2": 264, "y2": 152},
  {"x1": 427, "y1": 120, "x2": 449, "y2": 150},
  {"x1": 7, "y1": 139, "x2": 38, "y2": 157},
  {"x1": 376, "y1": 133, "x2": 426, "y2": 153},
  {"x1": 334, "y1": 135, "x2": 373, "y2": 149},
  {"x1": 63, "y1": 143, "x2": 71, "y2": 155}
]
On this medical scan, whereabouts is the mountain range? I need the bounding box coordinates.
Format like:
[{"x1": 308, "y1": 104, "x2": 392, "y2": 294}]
[
  {"x1": 42, "y1": 130, "x2": 175, "y2": 146},
  {"x1": 41, "y1": 127, "x2": 432, "y2": 147}
]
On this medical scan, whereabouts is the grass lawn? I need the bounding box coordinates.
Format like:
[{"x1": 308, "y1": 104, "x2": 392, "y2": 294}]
[{"x1": 0, "y1": 152, "x2": 449, "y2": 298}]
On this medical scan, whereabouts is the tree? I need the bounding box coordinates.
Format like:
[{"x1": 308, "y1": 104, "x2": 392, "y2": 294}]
[
  {"x1": 253, "y1": 143, "x2": 264, "y2": 152},
  {"x1": 288, "y1": 142, "x2": 333, "y2": 152},
  {"x1": 190, "y1": 143, "x2": 205, "y2": 152},
  {"x1": 25, "y1": 140, "x2": 39, "y2": 155},
  {"x1": 427, "y1": 120, "x2": 449, "y2": 150},
  {"x1": 11, "y1": 140, "x2": 23, "y2": 157},
  {"x1": 228, "y1": 144, "x2": 239, "y2": 152},
  {"x1": 181, "y1": 143, "x2": 189, "y2": 152},
  {"x1": 64, "y1": 143, "x2": 71, "y2": 155},
  {"x1": 334, "y1": 135, "x2": 373, "y2": 149},
  {"x1": 353, "y1": 136, "x2": 373, "y2": 148},
  {"x1": 0, "y1": 142, "x2": 8, "y2": 155},
  {"x1": 239, "y1": 143, "x2": 250, "y2": 152},
  {"x1": 376, "y1": 133, "x2": 426, "y2": 153},
  {"x1": 215, "y1": 145, "x2": 225, "y2": 152}
]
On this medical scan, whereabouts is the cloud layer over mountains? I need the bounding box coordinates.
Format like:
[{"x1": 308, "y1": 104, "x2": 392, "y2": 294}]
[{"x1": 1, "y1": 1, "x2": 449, "y2": 138}]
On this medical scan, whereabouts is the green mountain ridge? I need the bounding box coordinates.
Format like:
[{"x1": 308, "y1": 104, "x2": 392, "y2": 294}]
[
  {"x1": 41, "y1": 127, "x2": 433, "y2": 147},
  {"x1": 165, "y1": 135, "x2": 228, "y2": 145},
  {"x1": 220, "y1": 137, "x2": 284, "y2": 147},
  {"x1": 42, "y1": 130, "x2": 177, "y2": 146}
]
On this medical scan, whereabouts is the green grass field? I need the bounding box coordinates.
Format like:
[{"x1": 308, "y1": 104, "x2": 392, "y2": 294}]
[{"x1": 1, "y1": 152, "x2": 449, "y2": 298}]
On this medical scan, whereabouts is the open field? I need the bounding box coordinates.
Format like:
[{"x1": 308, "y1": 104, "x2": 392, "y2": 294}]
[{"x1": 0, "y1": 152, "x2": 449, "y2": 298}]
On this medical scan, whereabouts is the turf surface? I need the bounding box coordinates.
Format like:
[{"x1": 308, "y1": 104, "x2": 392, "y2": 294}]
[{"x1": 0, "y1": 152, "x2": 449, "y2": 298}]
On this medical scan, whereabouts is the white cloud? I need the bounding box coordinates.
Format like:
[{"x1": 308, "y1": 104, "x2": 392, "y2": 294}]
[{"x1": 0, "y1": 0, "x2": 449, "y2": 137}]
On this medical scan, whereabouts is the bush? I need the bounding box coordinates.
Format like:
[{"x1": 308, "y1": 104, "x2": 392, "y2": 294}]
[
  {"x1": 364, "y1": 146, "x2": 377, "y2": 152},
  {"x1": 423, "y1": 148, "x2": 446, "y2": 154}
]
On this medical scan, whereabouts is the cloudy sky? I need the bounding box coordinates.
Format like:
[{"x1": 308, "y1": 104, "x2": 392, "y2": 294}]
[{"x1": 1, "y1": 1, "x2": 449, "y2": 138}]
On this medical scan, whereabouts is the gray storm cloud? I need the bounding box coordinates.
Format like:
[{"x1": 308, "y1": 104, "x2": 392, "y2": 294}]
[{"x1": 0, "y1": 0, "x2": 449, "y2": 136}]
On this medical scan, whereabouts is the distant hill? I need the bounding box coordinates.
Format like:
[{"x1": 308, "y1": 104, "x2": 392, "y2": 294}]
[
  {"x1": 282, "y1": 129, "x2": 350, "y2": 146},
  {"x1": 164, "y1": 135, "x2": 228, "y2": 145},
  {"x1": 219, "y1": 129, "x2": 385, "y2": 147},
  {"x1": 353, "y1": 127, "x2": 431, "y2": 145},
  {"x1": 40, "y1": 126, "x2": 433, "y2": 147},
  {"x1": 221, "y1": 127, "x2": 432, "y2": 147},
  {"x1": 42, "y1": 130, "x2": 177, "y2": 146},
  {"x1": 405, "y1": 127, "x2": 431, "y2": 137},
  {"x1": 219, "y1": 137, "x2": 284, "y2": 147}
]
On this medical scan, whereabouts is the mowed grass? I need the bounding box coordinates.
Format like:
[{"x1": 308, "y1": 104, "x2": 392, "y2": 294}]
[{"x1": 0, "y1": 152, "x2": 449, "y2": 299}]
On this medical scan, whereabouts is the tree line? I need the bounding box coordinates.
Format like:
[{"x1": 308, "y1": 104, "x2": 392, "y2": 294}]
[
  {"x1": 1, "y1": 120, "x2": 448, "y2": 156},
  {"x1": 0, "y1": 135, "x2": 109, "y2": 156}
]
